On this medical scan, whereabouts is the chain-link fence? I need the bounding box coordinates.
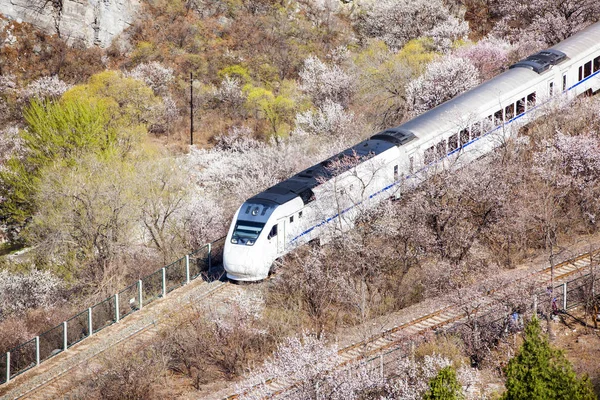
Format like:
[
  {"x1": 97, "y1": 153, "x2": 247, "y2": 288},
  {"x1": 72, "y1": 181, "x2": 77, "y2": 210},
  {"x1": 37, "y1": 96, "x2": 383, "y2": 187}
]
[
  {"x1": 38, "y1": 323, "x2": 64, "y2": 363},
  {"x1": 1, "y1": 236, "x2": 225, "y2": 385}
]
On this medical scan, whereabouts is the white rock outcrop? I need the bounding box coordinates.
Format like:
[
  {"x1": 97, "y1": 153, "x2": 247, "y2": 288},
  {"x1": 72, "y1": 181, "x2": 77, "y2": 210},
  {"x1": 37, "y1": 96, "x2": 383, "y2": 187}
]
[{"x1": 0, "y1": 0, "x2": 139, "y2": 47}]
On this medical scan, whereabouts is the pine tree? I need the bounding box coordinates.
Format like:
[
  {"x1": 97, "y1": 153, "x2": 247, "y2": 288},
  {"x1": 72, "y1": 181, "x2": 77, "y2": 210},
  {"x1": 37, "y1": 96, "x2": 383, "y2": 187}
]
[
  {"x1": 423, "y1": 365, "x2": 463, "y2": 400},
  {"x1": 502, "y1": 317, "x2": 597, "y2": 400}
]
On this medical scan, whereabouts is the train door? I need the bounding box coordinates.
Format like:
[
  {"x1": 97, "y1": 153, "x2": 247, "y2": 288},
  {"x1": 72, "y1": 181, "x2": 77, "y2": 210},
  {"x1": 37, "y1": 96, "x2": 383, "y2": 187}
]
[{"x1": 276, "y1": 218, "x2": 286, "y2": 254}]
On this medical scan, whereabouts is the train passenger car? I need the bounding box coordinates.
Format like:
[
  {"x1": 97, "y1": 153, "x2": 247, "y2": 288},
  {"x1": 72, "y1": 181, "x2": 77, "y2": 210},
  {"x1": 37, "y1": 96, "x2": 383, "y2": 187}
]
[{"x1": 223, "y1": 22, "x2": 600, "y2": 282}]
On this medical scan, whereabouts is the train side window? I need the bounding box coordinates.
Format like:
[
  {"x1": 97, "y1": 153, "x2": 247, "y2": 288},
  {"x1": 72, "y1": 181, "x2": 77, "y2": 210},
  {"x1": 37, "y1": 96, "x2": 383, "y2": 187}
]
[
  {"x1": 290, "y1": 216, "x2": 294, "y2": 223},
  {"x1": 548, "y1": 81, "x2": 554, "y2": 96},
  {"x1": 472, "y1": 121, "x2": 482, "y2": 138},
  {"x1": 394, "y1": 165, "x2": 398, "y2": 181},
  {"x1": 579, "y1": 66, "x2": 583, "y2": 81},
  {"x1": 267, "y1": 225, "x2": 277, "y2": 239},
  {"x1": 505, "y1": 103, "x2": 515, "y2": 120},
  {"x1": 299, "y1": 211, "x2": 303, "y2": 218},
  {"x1": 527, "y1": 92, "x2": 536, "y2": 107},
  {"x1": 485, "y1": 115, "x2": 493, "y2": 132},
  {"x1": 516, "y1": 98, "x2": 525, "y2": 115},
  {"x1": 494, "y1": 109, "x2": 503, "y2": 126},
  {"x1": 448, "y1": 133, "x2": 459, "y2": 152},
  {"x1": 584, "y1": 61, "x2": 592, "y2": 78},
  {"x1": 424, "y1": 146, "x2": 435, "y2": 164},
  {"x1": 460, "y1": 128, "x2": 469, "y2": 145},
  {"x1": 562, "y1": 74, "x2": 567, "y2": 91},
  {"x1": 594, "y1": 56, "x2": 600, "y2": 73},
  {"x1": 436, "y1": 140, "x2": 446, "y2": 157}
]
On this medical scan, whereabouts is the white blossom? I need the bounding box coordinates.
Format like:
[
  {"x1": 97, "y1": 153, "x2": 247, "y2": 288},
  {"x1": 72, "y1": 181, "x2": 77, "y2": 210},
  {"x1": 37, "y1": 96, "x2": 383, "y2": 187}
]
[
  {"x1": 126, "y1": 62, "x2": 174, "y2": 95},
  {"x1": 455, "y1": 37, "x2": 512, "y2": 80},
  {"x1": 356, "y1": 0, "x2": 466, "y2": 50},
  {"x1": 238, "y1": 332, "x2": 340, "y2": 400},
  {"x1": 299, "y1": 56, "x2": 354, "y2": 107},
  {"x1": 0, "y1": 74, "x2": 17, "y2": 93},
  {"x1": 492, "y1": 0, "x2": 600, "y2": 49},
  {"x1": 292, "y1": 99, "x2": 355, "y2": 136},
  {"x1": 387, "y1": 354, "x2": 452, "y2": 399},
  {"x1": 214, "y1": 125, "x2": 261, "y2": 152},
  {"x1": 213, "y1": 75, "x2": 246, "y2": 107},
  {"x1": 0, "y1": 269, "x2": 64, "y2": 319},
  {"x1": 0, "y1": 125, "x2": 23, "y2": 166},
  {"x1": 426, "y1": 16, "x2": 469, "y2": 53},
  {"x1": 406, "y1": 55, "x2": 479, "y2": 116},
  {"x1": 20, "y1": 75, "x2": 71, "y2": 101}
]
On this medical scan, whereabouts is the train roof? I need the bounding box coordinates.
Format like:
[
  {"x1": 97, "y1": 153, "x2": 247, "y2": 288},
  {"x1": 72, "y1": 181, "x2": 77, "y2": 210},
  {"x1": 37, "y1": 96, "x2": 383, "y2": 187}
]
[
  {"x1": 397, "y1": 21, "x2": 600, "y2": 145},
  {"x1": 397, "y1": 67, "x2": 538, "y2": 142},
  {"x1": 249, "y1": 131, "x2": 415, "y2": 205},
  {"x1": 247, "y1": 22, "x2": 600, "y2": 207},
  {"x1": 551, "y1": 22, "x2": 600, "y2": 59}
]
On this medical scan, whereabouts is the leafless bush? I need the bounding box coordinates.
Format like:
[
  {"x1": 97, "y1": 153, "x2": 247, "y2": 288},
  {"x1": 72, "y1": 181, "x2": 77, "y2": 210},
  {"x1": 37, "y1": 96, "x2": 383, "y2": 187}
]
[
  {"x1": 164, "y1": 291, "x2": 273, "y2": 387},
  {"x1": 83, "y1": 343, "x2": 169, "y2": 400}
]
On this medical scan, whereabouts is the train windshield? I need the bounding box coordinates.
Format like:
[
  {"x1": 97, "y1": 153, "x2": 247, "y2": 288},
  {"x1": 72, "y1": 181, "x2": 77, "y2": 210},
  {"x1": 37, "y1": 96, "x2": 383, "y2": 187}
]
[{"x1": 231, "y1": 220, "x2": 265, "y2": 245}]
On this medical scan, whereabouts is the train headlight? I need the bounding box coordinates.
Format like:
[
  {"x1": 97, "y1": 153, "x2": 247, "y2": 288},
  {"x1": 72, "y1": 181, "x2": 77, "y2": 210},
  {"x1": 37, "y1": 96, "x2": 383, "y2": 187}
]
[
  {"x1": 246, "y1": 240, "x2": 255, "y2": 246},
  {"x1": 231, "y1": 238, "x2": 239, "y2": 244}
]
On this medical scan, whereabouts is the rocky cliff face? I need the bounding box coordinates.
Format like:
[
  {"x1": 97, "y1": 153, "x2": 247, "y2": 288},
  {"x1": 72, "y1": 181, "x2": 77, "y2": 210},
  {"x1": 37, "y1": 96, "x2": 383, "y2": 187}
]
[{"x1": 0, "y1": 0, "x2": 139, "y2": 47}]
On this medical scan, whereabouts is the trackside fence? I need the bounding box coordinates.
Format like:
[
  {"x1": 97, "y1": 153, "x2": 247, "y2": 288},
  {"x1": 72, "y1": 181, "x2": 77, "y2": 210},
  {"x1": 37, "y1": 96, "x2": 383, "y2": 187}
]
[{"x1": 0, "y1": 236, "x2": 226, "y2": 386}]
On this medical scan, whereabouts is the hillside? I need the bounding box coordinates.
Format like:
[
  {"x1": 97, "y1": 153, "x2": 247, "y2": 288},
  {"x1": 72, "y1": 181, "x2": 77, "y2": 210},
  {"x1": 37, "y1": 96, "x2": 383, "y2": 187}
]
[{"x1": 1, "y1": 0, "x2": 600, "y2": 398}]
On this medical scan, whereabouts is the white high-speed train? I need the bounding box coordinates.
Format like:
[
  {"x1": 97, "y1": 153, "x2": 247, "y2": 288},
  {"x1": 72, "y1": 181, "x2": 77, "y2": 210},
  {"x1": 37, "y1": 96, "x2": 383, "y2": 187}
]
[{"x1": 223, "y1": 22, "x2": 600, "y2": 282}]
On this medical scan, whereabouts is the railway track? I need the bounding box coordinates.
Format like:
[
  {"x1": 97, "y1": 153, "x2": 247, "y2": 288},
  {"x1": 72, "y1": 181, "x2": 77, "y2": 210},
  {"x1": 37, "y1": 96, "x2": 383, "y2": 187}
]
[
  {"x1": 2, "y1": 249, "x2": 597, "y2": 400},
  {"x1": 227, "y1": 248, "x2": 600, "y2": 399},
  {"x1": 0, "y1": 270, "x2": 243, "y2": 400}
]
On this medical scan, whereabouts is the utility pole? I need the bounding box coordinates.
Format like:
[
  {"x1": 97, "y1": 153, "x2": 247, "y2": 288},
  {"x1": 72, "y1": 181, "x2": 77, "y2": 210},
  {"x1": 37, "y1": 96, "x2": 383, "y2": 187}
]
[{"x1": 190, "y1": 72, "x2": 194, "y2": 146}]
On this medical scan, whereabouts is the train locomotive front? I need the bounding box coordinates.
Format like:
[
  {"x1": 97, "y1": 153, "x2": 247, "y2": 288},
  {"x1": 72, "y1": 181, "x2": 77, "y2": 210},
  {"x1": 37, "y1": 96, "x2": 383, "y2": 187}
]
[{"x1": 223, "y1": 200, "x2": 281, "y2": 281}]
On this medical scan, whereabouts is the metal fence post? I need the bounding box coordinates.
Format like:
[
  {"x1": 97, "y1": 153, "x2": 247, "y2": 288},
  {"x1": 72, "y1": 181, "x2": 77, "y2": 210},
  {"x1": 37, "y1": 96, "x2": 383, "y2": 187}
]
[
  {"x1": 533, "y1": 295, "x2": 538, "y2": 316},
  {"x1": 115, "y1": 293, "x2": 120, "y2": 323},
  {"x1": 563, "y1": 282, "x2": 568, "y2": 310},
  {"x1": 185, "y1": 255, "x2": 190, "y2": 284},
  {"x1": 88, "y1": 307, "x2": 93, "y2": 336},
  {"x1": 35, "y1": 336, "x2": 40, "y2": 366},
  {"x1": 380, "y1": 353, "x2": 384, "y2": 379},
  {"x1": 6, "y1": 352, "x2": 9, "y2": 383},
  {"x1": 162, "y1": 267, "x2": 167, "y2": 297},
  {"x1": 138, "y1": 279, "x2": 143, "y2": 309},
  {"x1": 63, "y1": 321, "x2": 68, "y2": 350},
  {"x1": 208, "y1": 242, "x2": 212, "y2": 271}
]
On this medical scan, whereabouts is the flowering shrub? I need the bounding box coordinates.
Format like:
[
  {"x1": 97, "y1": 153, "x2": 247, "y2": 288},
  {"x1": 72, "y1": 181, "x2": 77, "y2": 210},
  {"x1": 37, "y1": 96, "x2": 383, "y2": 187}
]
[
  {"x1": 292, "y1": 99, "x2": 355, "y2": 136},
  {"x1": 126, "y1": 62, "x2": 174, "y2": 96},
  {"x1": 20, "y1": 75, "x2": 71, "y2": 101},
  {"x1": 299, "y1": 56, "x2": 354, "y2": 107},
  {"x1": 0, "y1": 269, "x2": 63, "y2": 319},
  {"x1": 406, "y1": 56, "x2": 479, "y2": 116}
]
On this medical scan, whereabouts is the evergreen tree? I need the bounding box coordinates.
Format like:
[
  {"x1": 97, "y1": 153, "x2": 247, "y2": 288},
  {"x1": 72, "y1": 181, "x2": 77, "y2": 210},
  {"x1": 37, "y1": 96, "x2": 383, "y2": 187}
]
[
  {"x1": 502, "y1": 317, "x2": 597, "y2": 400},
  {"x1": 423, "y1": 365, "x2": 463, "y2": 400}
]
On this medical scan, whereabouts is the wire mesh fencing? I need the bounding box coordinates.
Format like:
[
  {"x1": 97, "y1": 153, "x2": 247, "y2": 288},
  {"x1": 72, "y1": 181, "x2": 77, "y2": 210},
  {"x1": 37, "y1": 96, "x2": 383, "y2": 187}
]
[
  {"x1": 142, "y1": 269, "x2": 164, "y2": 306},
  {"x1": 38, "y1": 324, "x2": 64, "y2": 363},
  {"x1": 118, "y1": 282, "x2": 140, "y2": 319},
  {"x1": 165, "y1": 257, "x2": 187, "y2": 293},
  {"x1": 8, "y1": 338, "x2": 36, "y2": 380},
  {"x1": 66, "y1": 310, "x2": 89, "y2": 348},
  {"x1": 189, "y1": 244, "x2": 210, "y2": 279},
  {"x1": 0, "y1": 353, "x2": 6, "y2": 385},
  {"x1": 1, "y1": 236, "x2": 225, "y2": 385},
  {"x1": 92, "y1": 296, "x2": 117, "y2": 333}
]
